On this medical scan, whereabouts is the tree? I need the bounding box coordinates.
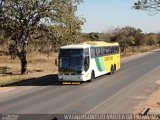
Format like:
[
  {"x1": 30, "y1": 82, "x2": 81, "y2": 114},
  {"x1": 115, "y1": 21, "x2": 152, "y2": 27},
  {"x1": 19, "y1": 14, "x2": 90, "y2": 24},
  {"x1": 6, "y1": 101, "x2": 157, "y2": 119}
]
[
  {"x1": 0, "y1": 0, "x2": 83, "y2": 74},
  {"x1": 134, "y1": 0, "x2": 160, "y2": 14},
  {"x1": 147, "y1": 39, "x2": 156, "y2": 46},
  {"x1": 129, "y1": 36, "x2": 136, "y2": 53},
  {"x1": 119, "y1": 37, "x2": 131, "y2": 54},
  {"x1": 146, "y1": 34, "x2": 157, "y2": 46},
  {"x1": 110, "y1": 26, "x2": 144, "y2": 53},
  {"x1": 88, "y1": 32, "x2": 100, "y2": 41},
  {"x1": 157, "y1": 35, "x2": 160, "y2": 46},
  {"x1": 158, "y1": 39, "x2": 160, "y2": 46},
  {"x1": 0, "y1": 33, "x2": 5, "y2": 46},
  {"x1": 134, "y1": 33, "x2": 146, "y2": 48}
]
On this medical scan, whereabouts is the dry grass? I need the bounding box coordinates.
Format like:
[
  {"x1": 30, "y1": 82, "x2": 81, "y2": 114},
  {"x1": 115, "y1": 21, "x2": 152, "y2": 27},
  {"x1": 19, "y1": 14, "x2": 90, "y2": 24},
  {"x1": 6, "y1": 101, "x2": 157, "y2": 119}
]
[
  {"x1": 0, "y1": 45, "x2": 159, "y2": 86},
  {"x1": 0, "y1": 52, "x2": 58, "y2": 86},
  {"x1": 121, "y1": 45, "x2": 159, "y2": 58}
]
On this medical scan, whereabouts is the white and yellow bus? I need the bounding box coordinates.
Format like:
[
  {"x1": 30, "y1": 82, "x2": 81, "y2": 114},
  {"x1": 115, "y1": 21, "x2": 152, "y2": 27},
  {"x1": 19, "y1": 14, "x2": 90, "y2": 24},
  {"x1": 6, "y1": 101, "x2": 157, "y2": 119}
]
[{"x1": 56, "y1": 41, "x2": 120, "y2": 82}]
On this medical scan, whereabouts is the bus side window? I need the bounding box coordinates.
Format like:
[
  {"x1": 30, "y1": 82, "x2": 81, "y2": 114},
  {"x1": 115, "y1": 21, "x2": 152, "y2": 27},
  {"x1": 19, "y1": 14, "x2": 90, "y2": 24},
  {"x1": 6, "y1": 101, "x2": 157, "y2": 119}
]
[
  {"x1": 97, "y1": 48, "x2": 101, "y2": 56},
  {"x1": 112, "y1": 47, "x2": 115, "y2": 54},
  {"x1": 117, "y1": 46, "x2": 120, "y2": 53},
  {"x1": 111, "y1": 47, "x2": 113, "y2": 54},
  {"x1": 109, "y1": 47, "x2": 112, "y2": 55},
  {"x1": 107, "y1": 47, "x2": 109, "y2": 55},
  {"x1": 104, "y1": 47, "x2": 106, "y2": 55},
  {"x1": 114, "y1": 46, "x2": 117, "y2": 54},
  {"x1": 84, "y1": 48, "x2": 89, "y2": 56},
  {"x1": 112, "y1": 47, "x2": 114, "y2": 54},
  {"x1": 96, "y1": 48, "x2": 98, "y2": 57},
  {"x1": 103, "y1": 47, "x2": 105, "y2": 55},
  {"x1": 91, "y1": 48, "x2": 95, "y2": 58},
  {"x1": 106, "y1": 47, "x2": 109, "y2": 55},
  {"x1": 116, "y1": 46, "x2": 119, "y2": 54},
  {"x1": 84, "y1": 56, "x2": 89, "y2": 71},
  {"x1": 100, "y1": 47, "x2": 103, "y2": 56}
]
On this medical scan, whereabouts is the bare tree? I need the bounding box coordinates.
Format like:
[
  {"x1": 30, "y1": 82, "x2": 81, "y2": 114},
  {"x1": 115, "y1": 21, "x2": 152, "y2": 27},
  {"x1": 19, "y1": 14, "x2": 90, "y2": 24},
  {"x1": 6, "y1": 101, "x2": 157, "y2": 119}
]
[{"x1": 134, "y1": 0, "x2": 160, "y2": 15}]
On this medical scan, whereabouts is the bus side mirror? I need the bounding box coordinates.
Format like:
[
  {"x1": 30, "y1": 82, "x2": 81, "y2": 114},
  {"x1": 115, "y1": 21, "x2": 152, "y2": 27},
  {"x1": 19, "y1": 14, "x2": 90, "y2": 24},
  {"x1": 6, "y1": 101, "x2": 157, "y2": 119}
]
[{"x1": 55, "y1": 58, "x2": 59, "y2": 66}]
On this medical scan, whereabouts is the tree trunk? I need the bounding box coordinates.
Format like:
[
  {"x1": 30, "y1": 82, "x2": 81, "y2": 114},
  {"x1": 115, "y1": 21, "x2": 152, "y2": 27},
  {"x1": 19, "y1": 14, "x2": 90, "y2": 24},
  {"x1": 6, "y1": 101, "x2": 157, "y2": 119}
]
[
  {"x1": 132, "y1": 46, "x2": 135, "y2": 54},
  {"x1": 121, "y1": 47, "x2": 124, "y2": 53},
  {"x1": 124, "y1": 47, "x2": 127, "y2": 55},
  {"x1": 18, "y1": 50, "x2": 27, "y2": 74}
]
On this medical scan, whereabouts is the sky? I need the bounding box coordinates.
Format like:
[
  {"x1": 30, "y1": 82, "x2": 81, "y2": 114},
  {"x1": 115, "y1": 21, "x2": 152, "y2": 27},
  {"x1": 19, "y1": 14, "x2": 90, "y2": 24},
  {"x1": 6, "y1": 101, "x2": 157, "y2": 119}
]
[{"x1": 76, "y1": 0, "x2": 160, "y2": 33}]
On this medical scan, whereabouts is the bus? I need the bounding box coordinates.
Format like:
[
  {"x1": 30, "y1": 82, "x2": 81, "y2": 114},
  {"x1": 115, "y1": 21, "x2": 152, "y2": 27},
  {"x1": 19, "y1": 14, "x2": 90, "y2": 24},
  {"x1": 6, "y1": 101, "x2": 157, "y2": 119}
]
[{"x1": 55, "y1": 41, "x2": 120, "y2": 82}]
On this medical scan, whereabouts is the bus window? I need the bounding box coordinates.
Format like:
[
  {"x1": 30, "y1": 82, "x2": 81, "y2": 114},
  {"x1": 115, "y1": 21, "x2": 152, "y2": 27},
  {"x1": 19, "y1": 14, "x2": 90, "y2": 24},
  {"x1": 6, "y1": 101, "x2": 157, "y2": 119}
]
[
  {"x1": 98, "y1": 48, "x2": 100, "y2": 56},
  {"x1": 101, "y1": 48, "x2": 105, "y2": 56},
  {"x1": 91, "y1": 48, "x2": 95, "y2": 58},
  {"x1": 106, "y1": 47, "x2": 109, "y2": 55},
  {"x1": 116, "y1": 46, "x2": 119, "y2": 54},
  {"x1": 95, "y1": 48, "x2": 98, "y2": 56},
  {"x1": 114, "y1": 46, "x2": 117, "y2": 54},
  {"x1": 112, "y1": 47, "x2": 114, "y2": 54},
  {"x1": 109, "y1": 47, "x2": 112, "y2": 54},
  {"x1": 117, "y1": 46, "x2": 120, "y2": 53},
  {"x1": 84, "y1": 48, "x2": 89, "y2": 56},
  {"x1": 84, "y1": 56, "x2": 89, "y2": 71}
]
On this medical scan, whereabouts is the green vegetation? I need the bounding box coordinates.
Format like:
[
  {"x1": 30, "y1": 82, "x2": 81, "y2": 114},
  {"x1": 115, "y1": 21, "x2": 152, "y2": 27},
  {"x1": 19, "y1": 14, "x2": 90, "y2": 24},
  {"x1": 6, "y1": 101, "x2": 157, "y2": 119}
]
[
  {"x1": 0, "y1": 0, "x2": 84, "y2": 74},
  {"x1": 83, "y1": 26, "x2": 160, "y2": 54}
]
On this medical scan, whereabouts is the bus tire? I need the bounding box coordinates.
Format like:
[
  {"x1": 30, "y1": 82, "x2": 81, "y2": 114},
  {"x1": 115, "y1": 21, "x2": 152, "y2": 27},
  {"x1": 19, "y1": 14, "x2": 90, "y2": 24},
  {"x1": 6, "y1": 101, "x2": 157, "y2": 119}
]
[
  {"x1": 109, "y1": 66, "x2": 115, "y2": 75},
  {"x1": 114, "y1": 64, "x2": 116, "y2": 71},
  {"x1": 89, "y1": 71, "x2": 95, "y2": 82}
]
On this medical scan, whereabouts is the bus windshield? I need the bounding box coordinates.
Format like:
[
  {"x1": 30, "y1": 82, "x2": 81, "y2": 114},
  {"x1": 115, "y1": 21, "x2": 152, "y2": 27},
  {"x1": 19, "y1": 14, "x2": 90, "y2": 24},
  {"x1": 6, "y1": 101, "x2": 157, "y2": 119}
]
[
  {"x1": 59, "y1": 49, "x2": 83, "y2": 57},
  {"x1": 60, "y1": 57, "x2": 84, "y2": 72},
  {"x1": 59, "y1": 49, "x2": 89, "y2": 72}
]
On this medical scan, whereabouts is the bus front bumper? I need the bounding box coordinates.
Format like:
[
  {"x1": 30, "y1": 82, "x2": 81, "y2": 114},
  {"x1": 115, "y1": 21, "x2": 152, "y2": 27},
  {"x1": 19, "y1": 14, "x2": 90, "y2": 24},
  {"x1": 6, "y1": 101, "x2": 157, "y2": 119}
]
[{"x1": 58, "y1": 74, "x2": 89, "y2": 82}]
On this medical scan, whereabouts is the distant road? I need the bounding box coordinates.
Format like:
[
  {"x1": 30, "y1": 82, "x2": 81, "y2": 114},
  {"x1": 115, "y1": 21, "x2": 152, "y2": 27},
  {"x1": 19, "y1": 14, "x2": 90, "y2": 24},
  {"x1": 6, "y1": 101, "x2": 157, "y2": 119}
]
[{"x1": 0, "y1": 49, "x2": 160, "y2": 114}]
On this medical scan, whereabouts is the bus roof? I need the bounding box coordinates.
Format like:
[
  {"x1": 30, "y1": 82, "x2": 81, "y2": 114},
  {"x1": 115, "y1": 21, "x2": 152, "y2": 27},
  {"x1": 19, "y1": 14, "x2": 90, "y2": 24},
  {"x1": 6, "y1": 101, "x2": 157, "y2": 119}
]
[
  {"x1": 60, "y1": 41, "x2": 119, "y2": 49},
  {"x1": 83, "y1": 41, "x2": 119, "y2": 46},
  {"x1": 60, "y1": 44, "x2": 90, "y2": 49}
]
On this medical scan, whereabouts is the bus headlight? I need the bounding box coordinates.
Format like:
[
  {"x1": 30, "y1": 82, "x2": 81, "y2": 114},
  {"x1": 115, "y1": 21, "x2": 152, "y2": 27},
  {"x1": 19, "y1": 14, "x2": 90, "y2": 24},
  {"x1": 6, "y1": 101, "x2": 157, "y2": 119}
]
[
  {"x1": 59, "y1": 76, "x2": 63, "y2": 81},
  {"x1": 81, "y1": 71, "x2": 85, "y2": 75}
]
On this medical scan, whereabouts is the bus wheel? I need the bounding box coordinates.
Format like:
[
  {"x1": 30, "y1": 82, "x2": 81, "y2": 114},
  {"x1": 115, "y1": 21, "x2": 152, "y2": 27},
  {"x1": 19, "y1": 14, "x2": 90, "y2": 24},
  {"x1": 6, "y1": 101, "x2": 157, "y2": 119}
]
[
  {"x1": 114, "y1": 64, "x2": 116, "y2": 71},
  {"x1": 89, "y1": 71, "x2": 95, "y2": 82},
  {"x1": 110, "y1": 66, "x2": 115, "y2": 75}
]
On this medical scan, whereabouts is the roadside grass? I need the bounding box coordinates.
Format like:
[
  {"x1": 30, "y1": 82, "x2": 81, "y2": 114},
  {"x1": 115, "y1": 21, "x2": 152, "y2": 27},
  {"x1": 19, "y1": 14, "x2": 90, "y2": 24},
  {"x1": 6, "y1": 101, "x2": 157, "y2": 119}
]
[
  {"x1": 0, "y1": 52, "x2": 58, "y2": 86},
  {"x1": 0, "y1": 45, "x2": 159, "y2": 86},
  {"x1": 121, "y1": 45, "x2": 159, "y2": 58}
]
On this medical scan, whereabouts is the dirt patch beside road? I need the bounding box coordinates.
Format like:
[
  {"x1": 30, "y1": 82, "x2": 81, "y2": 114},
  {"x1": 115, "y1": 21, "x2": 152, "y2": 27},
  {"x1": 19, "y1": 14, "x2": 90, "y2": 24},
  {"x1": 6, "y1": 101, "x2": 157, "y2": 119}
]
[
  {"x1": 0, "y1": 87, "x2": 15, "y2": 93},
  {"x1": 134, "y1": 80, "x2": 160, "y2": 114}
]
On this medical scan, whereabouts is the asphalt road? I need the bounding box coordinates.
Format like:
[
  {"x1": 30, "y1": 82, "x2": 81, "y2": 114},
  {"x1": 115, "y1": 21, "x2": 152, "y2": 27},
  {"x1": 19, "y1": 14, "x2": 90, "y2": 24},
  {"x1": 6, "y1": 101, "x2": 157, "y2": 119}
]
[{"x1": 0, "y1": 50, "x2": 160, "y2": 115}]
